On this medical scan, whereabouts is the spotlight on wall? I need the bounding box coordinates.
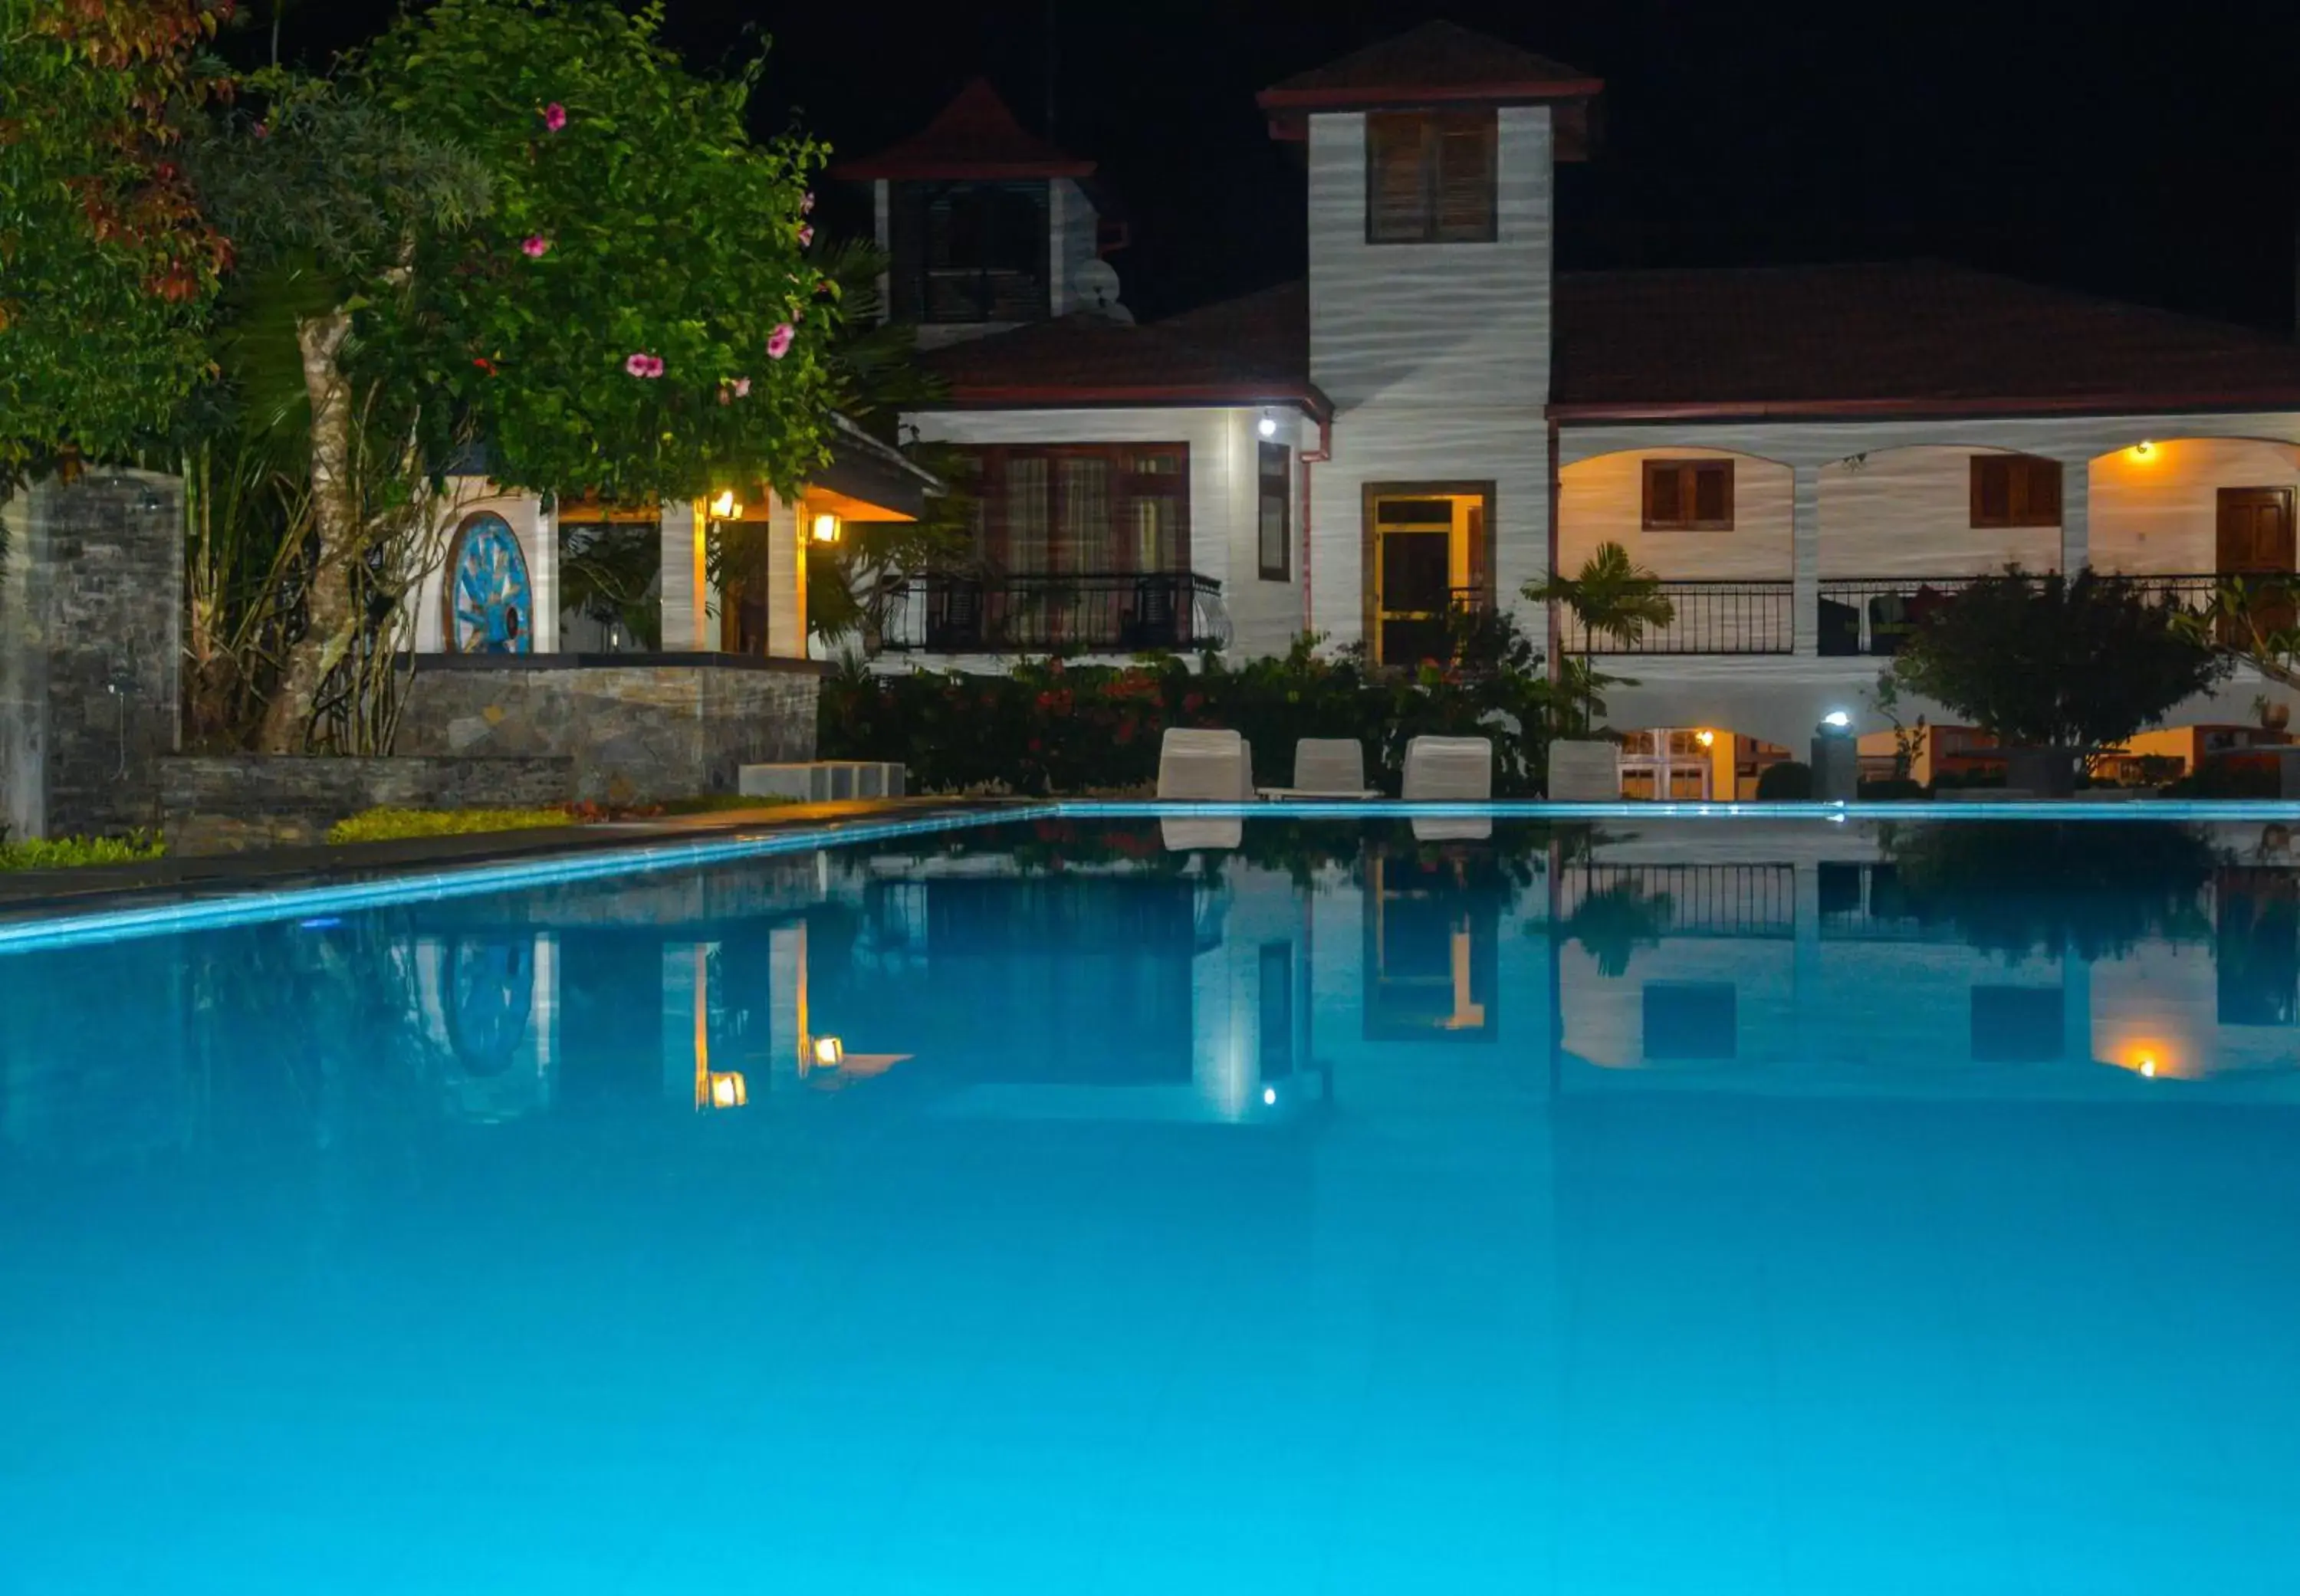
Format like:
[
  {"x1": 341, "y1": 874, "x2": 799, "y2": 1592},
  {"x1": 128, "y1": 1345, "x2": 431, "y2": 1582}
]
[
  {"x1": 1257, "y1": 413, "x2": 1279, "y2": 441},
  {"x1": 709, "y1": 489, "x2": 740, "y2": 519},
  {"x1": 810, "y1": 512, "x2": 843, "y2": 544}
]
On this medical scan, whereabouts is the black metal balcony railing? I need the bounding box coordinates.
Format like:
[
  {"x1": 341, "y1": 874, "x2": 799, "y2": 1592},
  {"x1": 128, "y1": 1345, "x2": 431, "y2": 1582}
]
[
  {"x1": 1818, "y1": 571, "x2": 2223, "y2": 655},
  {"x1": 1555, "y1": 580, "x2": 1794, "y2": 655},
  {"x1": 882, "y1": 571, "x2": 1230, "y2": 655}
]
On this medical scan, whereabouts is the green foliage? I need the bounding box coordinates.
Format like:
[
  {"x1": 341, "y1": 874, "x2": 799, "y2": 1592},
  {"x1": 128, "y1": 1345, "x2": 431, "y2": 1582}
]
[
  {"x1": 2171, "y1": 574, "x2": 2300, "y2": 693},
  {"x1": 1878, "y1": 821, "x2": 2221, "y2": 961},
  {"x1": 0, "y1": 831, "x2": 166, "y2": 871},
  {"x1": 820, "y1": 622, "x2": 1572, "y2": 797},
  {"x1": 1755, "y1": 761, "x2": 1813, "y2": 800},
  {"x1": 356, "y1": 0, "x2": 836, "y2": 504},
  {"x1": 1523, "y1": 540, "x2": 1674, "y2": 732},
  {"x1": 0, "y1": 1, "x2": 232, "y2": 470},
  {"x1": 326, "y1": 805, "x2": 574, "y2": 843},
  {"x1": 1887, "y1": 569, "x2": 2229, "y2": 752},
  {"x1": 1560, "y1": 877, "x2": 1672, "y2": 977}
]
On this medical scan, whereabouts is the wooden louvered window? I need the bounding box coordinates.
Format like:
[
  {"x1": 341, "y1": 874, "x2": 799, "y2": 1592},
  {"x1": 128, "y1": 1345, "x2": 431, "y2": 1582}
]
[
  {"x1": 1969, "y1": 455, "x2": 2062, "y2": 528},
  {"x1": 1365, "y1": 111, "x2": 1497, "y2": 245},
  {"x1": 1643, "y1": 459, "x2": 1736, "y2": 531}
]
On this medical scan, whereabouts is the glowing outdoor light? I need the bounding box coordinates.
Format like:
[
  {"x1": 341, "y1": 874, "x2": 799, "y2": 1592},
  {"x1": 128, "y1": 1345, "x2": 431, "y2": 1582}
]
[
  {"x1": 1822, "y1": 710, "x2": 1852, "y2": 730},
  {"x1": 2131, "y1": 441, "x2": 2155, "y2": 460},
  {"x1": 709, "y1": 489, "x2": 741, "y2": 519},
  {"x1": 810, "y1": 512, "x2": 843, "y2": 543},
  {"x1": 2139, "y1": 1056, "x2": 2158, "y2": 1079},
  {"x1": 811, "y1": 1036, "x2": 844, "y2": 1069},
  {"x1": 1257, "y1": 413, "x2": 1279, "y2": 440},
  {"x1": 1695, "y1": 729, "x2": 1717, "y2": 748}
]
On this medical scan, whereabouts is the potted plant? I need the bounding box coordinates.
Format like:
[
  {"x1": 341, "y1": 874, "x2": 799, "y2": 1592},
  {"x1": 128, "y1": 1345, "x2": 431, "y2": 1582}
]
[{"x1": 1523, "y1": 542, "x2": 1675, "y2": 800}]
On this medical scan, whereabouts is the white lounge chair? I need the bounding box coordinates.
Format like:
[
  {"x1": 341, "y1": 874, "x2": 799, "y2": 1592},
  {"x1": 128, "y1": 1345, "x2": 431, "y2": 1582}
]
[
  {"x1": 1260, "y1": 737, "x2": 1379, "y2": 800},
  {"x1": 1404, "y1": 734, "x2": 1493, "y2": 841},
  {"x1": 1157, "y1": 727, "x2": 1254, "y2": 801},
  {"x1": 1158, "y1": 727, "x2": 1250, "y2": 851}
]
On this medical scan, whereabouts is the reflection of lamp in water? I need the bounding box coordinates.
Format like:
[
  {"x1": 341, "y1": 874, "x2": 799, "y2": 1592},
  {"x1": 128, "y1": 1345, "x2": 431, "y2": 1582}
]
[
  {"x1": 1262, "y1": 1086, "x2": 1278, "y2": 1105},
  {"x1": 2138, "y1": 1056, "x2": 2158, "y2": 1079},
  {"x1": 707, "y1": 1071, "x2": 748, "y2": 1108},
  {"x1": 805, "y1": 1035, "x2": 844, "y2": 1072}
]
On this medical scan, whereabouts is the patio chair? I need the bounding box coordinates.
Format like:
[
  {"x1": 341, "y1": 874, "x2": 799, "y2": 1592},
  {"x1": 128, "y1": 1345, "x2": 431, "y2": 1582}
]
[
  {"x1": 1260, "y1": 738, "x2": 1380, "y2": 800},
  {"x1": 1157, "y1": 727, "x2": 1255, "y2": 801},
  {"x1": 1403, "y1": 735, "x2": 1493, "y2": 802},
  {"x1": 1403, "y1": 735, "x2": 1493, "y2": 840}
]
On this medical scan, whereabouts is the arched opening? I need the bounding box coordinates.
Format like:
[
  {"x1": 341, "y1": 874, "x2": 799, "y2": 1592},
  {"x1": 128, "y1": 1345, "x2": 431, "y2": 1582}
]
[
  {"x1": 1556, "y1": 447, "x2": 1795, "y2": 655},
  {"x1": 2088, "y1": 435, "x2": 2300, "y2": 582}
]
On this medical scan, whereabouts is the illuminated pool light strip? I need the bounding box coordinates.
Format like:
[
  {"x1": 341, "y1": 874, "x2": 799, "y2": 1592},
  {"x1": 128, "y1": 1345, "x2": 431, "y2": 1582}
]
[
  {"x1": 0, "y1": 806, "x2": 1056, "y2": 956},
  {"x1": 1053, "y1": 800, "x2": 2300, "y2": 822}
]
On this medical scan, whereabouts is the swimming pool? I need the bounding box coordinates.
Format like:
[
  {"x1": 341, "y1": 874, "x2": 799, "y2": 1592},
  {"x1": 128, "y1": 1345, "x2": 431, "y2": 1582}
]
[{"x1": 5, "y1": 813, "x2": 2297, "y2": 1593}]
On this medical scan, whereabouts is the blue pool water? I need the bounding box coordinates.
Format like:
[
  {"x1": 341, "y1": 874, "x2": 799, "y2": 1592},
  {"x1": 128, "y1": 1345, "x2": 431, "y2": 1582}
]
[{"x1": 5, "y1": 814, "x2": 2299, "y2": 1594}]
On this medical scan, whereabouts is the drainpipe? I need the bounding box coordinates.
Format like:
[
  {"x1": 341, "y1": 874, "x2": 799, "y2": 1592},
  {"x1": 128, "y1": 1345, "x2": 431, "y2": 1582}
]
[
  {"x1": 1300, "y1": 408, "x2": 1332, "y2": 639},
  {"x1": 1546, "y1": 414, "x2": 1562, "y2": 689}
]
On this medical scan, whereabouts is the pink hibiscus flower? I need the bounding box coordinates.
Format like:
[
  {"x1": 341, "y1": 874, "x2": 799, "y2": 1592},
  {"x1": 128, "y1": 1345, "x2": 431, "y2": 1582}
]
[
  {"x1": 626, "y1": 352, "x2": 664, "y2": 378},
  {"x1": 800, "y1": 191, "x2": 816, "y2": 215},
  {"x1": 521, "y1": 235, "x2": 550, "y2": 258},
  {"x1": 766, "y1": 323, "x2": 795, "y2": 360},
  {"x1": 543, "y1": 103, "x2": 567, "y2": 131},
  {"x1": 734, "y1": 376, "x2": 751, "y2": 397},
  {"x1": 798, "y1": 223, "x2": 814, "y2": 248}
]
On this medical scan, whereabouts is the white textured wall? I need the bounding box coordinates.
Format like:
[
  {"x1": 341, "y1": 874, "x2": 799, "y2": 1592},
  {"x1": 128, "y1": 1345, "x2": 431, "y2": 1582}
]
[
  {"x1": 659, "y1": 501, "x2": 707, "y2": 650},
  {"x1": 1048, "y1": 179, "x2": 1102, "y2": 317},
  {"x1": 1815, "y1": 446, "x2": 2062, "y2": 576},
  {"x1": 2090, "y1": 436, "x2": 2300, "y2": 573},
  {"x1": 1559, "y1": 448, "x2": 1792, "y2": 579},
  {"x1": 1307, "y1": 107, "x2": 1554, "y2": 649}
]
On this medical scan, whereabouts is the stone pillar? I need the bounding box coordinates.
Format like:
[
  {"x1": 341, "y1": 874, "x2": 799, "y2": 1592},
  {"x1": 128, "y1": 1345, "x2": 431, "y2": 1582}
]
[
  {"x1": 2059, "y1": 458, "x2": 2090, "y2": 573},
  {"x1": 766, "y1": 494, "x2": 805, "y2": 660},
  {"x1": 0, "y1": 471, "x2": 181, "y2": 839},
  {"x1": 1791, "y1": 463, "x2": 1821, "y2": 657}
]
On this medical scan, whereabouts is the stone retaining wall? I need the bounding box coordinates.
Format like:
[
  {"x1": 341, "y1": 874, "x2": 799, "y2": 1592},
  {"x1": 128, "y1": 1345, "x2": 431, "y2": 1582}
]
[
  {"x1": 160, "y1": 754, "x2": 572, "y2": 854},
  {"x1": 0, "y1": 471, "x2": 182, "y2": 839},
  {"x1": 396, "y1": 655, "x2": 820, "y2": 803}
]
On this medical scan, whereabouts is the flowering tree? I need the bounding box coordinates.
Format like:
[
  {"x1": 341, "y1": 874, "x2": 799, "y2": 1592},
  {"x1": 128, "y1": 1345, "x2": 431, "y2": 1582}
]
[
  {"x1": 357, "y1": 0, "x2": 838, "y2": 507},
  {"x1": 0, "y1": 0, "x2": 234, "y2": 473}
]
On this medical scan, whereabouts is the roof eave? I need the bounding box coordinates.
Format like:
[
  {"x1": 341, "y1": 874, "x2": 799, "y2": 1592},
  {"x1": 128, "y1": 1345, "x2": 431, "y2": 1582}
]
[
  {"x1": 828, "y1": 158, "x2": 1096, "y2": 182},
  {"x1": 1257, "y1": 77, "x2": 1605, "y2": 112},
  {"x1": 1548, "y1": 391, "x2": 2300, "y2": 425},
  {"x1": 918, "y1": 383, "x2": 1334, "y2": 423}
]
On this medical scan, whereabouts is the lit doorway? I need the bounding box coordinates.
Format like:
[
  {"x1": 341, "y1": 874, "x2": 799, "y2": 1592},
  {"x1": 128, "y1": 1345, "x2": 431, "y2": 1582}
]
[
  {"x1": 1364, "y1": 483, "x2": 1494, "y2": 665},
  {"x1": 1618, "y1": 728, "x2": 1720, "y2": 801}
]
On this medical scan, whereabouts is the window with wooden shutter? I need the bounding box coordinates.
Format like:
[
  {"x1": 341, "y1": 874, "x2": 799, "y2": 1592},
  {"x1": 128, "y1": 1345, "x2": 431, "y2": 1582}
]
[
  {"x1": 1365, "y1": 111, "x2": 1497, "y2": 245},
  {"x1": 1258, "y1": 442, "x2": 1291, "y2": 580},
  {"x1": 1642, "y1": 460, "x2": 1735, "y2": 530},
  {"x1": 1969, "y1": 455, "x2": 2062, "y2": 528}
]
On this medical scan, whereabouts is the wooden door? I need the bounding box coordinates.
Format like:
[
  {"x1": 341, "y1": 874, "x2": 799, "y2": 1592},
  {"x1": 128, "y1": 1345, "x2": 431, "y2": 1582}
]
[
  {"x1": 2218, "y1": 487, "x2": 2297, "y2": 635},
  {"x1": 2216, "y1": 488, "x2": 2296, "y2": 573}
]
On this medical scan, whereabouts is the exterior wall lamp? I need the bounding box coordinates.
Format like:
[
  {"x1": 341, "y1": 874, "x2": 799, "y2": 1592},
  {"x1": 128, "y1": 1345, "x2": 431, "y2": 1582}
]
[{"x1": 810, "y1": 512, "x2": 843, "y2": 544}]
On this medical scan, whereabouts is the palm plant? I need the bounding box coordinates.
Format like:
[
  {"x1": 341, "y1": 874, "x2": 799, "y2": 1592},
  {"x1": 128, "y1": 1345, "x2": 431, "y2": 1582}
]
[{"x1": 1523, "y1": 541, "x2": 1675, "y2": 734}]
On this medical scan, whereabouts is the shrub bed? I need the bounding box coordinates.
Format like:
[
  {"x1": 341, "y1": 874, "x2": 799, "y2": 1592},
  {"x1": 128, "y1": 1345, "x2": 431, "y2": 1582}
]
[
  {"x1": 0, "y1": 832, "x2": 167, "y2": 871},
  {"x1": 821, "y1": 628, "x2": 1571, "y2": 798}
]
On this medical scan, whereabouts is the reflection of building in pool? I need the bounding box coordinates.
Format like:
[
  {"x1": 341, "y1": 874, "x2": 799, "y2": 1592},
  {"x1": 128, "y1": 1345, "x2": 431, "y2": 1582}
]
[
  {"x1": 1549, "y1": 823, "x2": 2300, "y2": 1093},
  {"x1": 412, "y1": 934, "x2": 557, "y2": 1123}
]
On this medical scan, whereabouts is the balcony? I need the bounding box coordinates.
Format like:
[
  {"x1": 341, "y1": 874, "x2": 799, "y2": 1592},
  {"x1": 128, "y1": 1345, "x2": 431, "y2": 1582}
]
[
  {"x1": 882, "y1": 572, "x2": 1230, "y2": 655},
  {"x1": 1546, "y1": 573, "x2": 2225, "y2": 657},
  {"x1": 1556, "y1": 580, "x2": 1795, "y2": 655}
]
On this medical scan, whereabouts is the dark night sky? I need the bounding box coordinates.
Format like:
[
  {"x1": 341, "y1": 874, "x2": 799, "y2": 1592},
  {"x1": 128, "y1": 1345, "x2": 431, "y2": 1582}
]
[{"x1": 252, "y1": 2, "x2": 2300, "y2": 330}]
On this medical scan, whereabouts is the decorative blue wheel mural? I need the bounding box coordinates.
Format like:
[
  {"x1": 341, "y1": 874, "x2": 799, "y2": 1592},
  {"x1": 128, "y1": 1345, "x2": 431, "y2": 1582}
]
[{"x1": 446, "y1": 512, "x2": 533, "y2": 653}]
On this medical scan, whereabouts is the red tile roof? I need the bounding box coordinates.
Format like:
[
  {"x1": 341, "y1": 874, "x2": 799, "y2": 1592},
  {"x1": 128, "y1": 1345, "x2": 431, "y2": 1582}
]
[
  {"x1": 830, "y1": 79, "x2": 1093, "y2": 182},
  {"x1": 918, "y1": 262, "x2": 2300, "y2": 422},
  {"x1": 1257, "y1": 21, "x2": 1602, "y2": 113},
  {"x1": 1550, "y1": 261, "x2": 2300, "y2": 419},
  {"x1": 918, "y1": 283, "x2": 1327, "y2": 417}
]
